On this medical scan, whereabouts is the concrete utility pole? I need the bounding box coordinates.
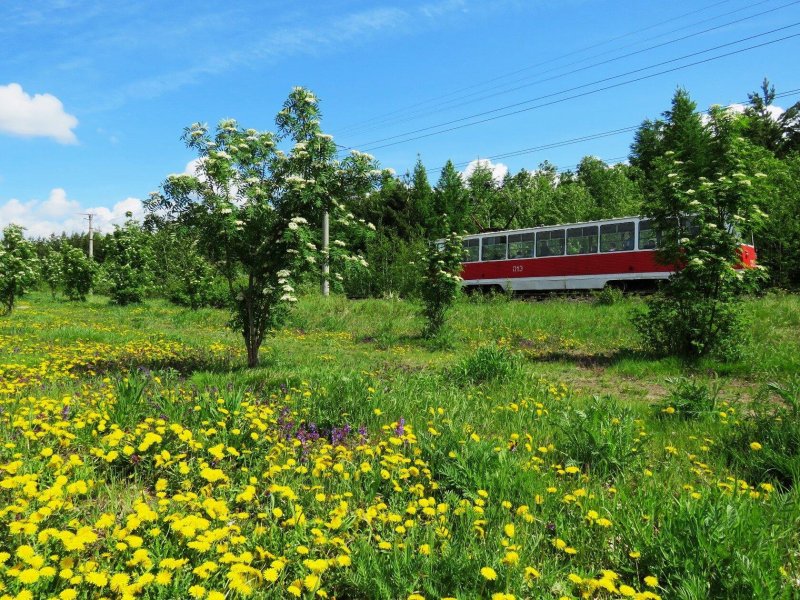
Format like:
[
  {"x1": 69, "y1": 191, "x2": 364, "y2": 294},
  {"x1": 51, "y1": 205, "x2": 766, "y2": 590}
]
[
  {"x1": 80, "y1": 213, "x2": 95, "y2": 259},
  {"x1": 321, "y1": 209, "x2": 330, "y2": 296}
]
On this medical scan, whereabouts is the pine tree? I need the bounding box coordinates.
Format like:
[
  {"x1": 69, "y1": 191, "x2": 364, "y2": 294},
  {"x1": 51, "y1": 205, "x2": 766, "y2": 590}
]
[
  {"x1": 434, "y1": 160, "x2": 468, "y2": 235},
  {"x1": 408, "y1": 156, "x2": 435, "y2": 236}
]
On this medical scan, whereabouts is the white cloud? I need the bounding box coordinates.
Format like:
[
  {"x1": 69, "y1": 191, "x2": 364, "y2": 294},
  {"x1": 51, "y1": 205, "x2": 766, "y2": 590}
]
[
  {"x1": 725, "y1": 102, "x2": 785, "y2": 120},
  {"x1": 0, "y1": 83, "x2": 79, "y2": 143},
  {"x1": 461, "y1": 158, "x2": 508, "y2": 184},
  {"x1": 183, "y1": 158, "x2": 203, "y2": 176},
  {"x1": 701, "y1": 102, "x2": 787, "y2": 125},
  {"x1": 0, "y1": 189, "x2": 143, "y2": 237}
]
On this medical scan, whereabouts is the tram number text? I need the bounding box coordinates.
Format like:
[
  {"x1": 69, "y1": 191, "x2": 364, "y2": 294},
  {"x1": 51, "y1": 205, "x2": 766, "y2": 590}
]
[{"x1": 511, "y1": 265, "x2": 524, "y2": 273}]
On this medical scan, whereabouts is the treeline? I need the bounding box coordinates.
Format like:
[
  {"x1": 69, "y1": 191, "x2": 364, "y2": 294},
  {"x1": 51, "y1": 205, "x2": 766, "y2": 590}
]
[
  {"x1": 20, "y1": 79, "x2": 800, "y2": 304},
  {"x1": 345, "y1": 79, "x2": 800, "y2": 295}
]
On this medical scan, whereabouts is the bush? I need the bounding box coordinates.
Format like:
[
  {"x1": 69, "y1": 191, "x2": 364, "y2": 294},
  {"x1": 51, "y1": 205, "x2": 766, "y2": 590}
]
[
  {"x1": 105, "y1": 214, "x2": 154, "y2": 305},
  {"x1": 419, "y1": 232, "x2": 464, "y2": 338},
  {"x1": 40, "y1": 249, "x2": 63, "y2": 297},
  {"x1": 554, "y1": 396, "x2": 644, "y2": 480},
  {"x1": 61, "y1": 245, "x2": 95, "y2": 301},
  {"x1": 592, "y1": 285, "x2": 623, "y2": 306},
  {"x1": 655, "y1": 376, "x2": 720, "y2": 419},
  {"x1": 634, "y1": 291, "x2": 745, "y2": 360},
  {"x1": 454, "y1": 343, "x2": 520, "y2": 385}
]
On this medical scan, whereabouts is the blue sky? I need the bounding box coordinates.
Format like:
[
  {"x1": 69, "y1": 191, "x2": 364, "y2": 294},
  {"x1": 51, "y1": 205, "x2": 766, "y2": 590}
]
[{"x1": 1, "y1": 0, "x2": 798, "y2": 236}]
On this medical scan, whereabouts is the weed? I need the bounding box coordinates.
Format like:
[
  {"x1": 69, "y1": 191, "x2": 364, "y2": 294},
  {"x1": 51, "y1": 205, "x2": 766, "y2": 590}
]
[
  {"x1": 554, "y1": 396, "x2": 644, "y2": 480},
  {"x1": 452, "y1": 343, "x2": 520, "y2": 384},
  {"x1": 655, "y1": 376, "x2": 721, "y2": 419}
]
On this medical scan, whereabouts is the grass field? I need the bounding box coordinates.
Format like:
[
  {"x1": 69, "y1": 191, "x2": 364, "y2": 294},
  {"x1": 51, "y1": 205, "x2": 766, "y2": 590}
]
[{"x1": 1, "y1": 292, "x2": 799, "y2": 599}]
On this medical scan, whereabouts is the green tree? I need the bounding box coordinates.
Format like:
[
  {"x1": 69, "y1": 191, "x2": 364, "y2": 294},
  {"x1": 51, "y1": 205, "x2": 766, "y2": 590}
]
[
  {"x1": 420, "y1": 232, "x2": 464, "y2": 338},
  {"x1": 105, "y1": 213, "x2": 155, "y2": 305},
  {"x1": 61, "y1": 245, "x2": 95, "y2": 301},
  {"x1": 149, "y1": 88, "x2": 381, "y2": 367},
  {"x1": 0, "y1": 225, "x2": 39, "y2": 315},
  {"x1": 466, "y1": 162, "x2": 500, "y2": 230},
  {"x1": 635, "y1": 106, "x2": 768, "y2": 358},
  {"x1": 408, "y1": 156, "x2": 435, "y2": 235},
  {"x1": 630, "y1": 88, "x2": 712, "y2": 201},
  {"x1": 433, "y1": 160, "x2": 468, "y2": 235},
  {"x1": 576, "y1": 156, "x2": 643, "y2": 219},
  {"x1": 40, "y1": 248, "x2": 63, "y2": 298},
  {"x1": 742, "y1": 78, "x2": 785, "y2": 155}
]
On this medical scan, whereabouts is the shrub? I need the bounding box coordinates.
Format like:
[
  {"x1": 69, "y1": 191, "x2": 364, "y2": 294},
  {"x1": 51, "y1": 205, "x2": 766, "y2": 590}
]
[
  {"x1": 419, "y1": 232, "x2": 464, "y2": 338},
  {"x1": 655, "y1": 376, "x2": 720, "y2": 419},
  {"x1": 592, "y1": 285, "x2": 623, "y2": 306},
  {"x1": 61, "y1": 245, "x2": 95, "y2": 301},
  {"x1": 633, "y1": 290, "x2": 746, "y2": 360},
  {"x1": 40, "y1": 249, "x2": 63, "y2": 297},
  {"x1": 454, "y1": 343, "x2": 520, "y2": 385},
  {"x1": 105, "y1": 214, "x2": 155, "y2": 305}
]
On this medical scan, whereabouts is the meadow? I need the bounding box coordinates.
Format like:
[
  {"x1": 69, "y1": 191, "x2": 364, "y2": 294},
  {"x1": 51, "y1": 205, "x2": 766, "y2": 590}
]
[{"x1": 0, "y1": 291, "x2": 798, "y2": 600}]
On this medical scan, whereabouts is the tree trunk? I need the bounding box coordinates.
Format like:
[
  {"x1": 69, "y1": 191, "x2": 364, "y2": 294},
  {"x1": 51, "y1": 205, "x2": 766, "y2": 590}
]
[{"x1": 246, "y1": 339, "x2": 259, "y2": 368}]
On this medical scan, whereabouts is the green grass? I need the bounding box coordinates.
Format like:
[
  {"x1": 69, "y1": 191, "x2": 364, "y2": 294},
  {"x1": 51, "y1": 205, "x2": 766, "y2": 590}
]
[{"x1": 2, "y1": 291, "x2": 800, "y2": 599}]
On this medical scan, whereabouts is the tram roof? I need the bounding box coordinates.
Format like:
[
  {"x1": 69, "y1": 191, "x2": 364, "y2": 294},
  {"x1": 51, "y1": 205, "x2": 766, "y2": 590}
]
[{"x1": 460, "y1": 215, "x2": 646, "y2": 240}]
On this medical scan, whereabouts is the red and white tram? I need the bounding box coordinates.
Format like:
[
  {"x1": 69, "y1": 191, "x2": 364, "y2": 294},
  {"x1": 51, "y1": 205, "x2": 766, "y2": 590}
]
[{"x1": 459, "y1": 216, "x2": 757, "y2": 293}]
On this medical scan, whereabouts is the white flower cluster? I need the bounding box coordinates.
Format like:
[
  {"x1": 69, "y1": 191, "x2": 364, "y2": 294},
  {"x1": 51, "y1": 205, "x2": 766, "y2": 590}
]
[
  {"x1": 350, "y1": 149, "x2": 374, "y2": 161},
  {"x1": 219, "y1": 118, "x2": 238, "y2": 132}
]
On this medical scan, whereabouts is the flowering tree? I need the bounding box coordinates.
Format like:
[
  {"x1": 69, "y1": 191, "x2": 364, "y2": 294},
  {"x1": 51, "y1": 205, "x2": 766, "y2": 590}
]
[
  {"x1": 105, "y1": 214, "x2": 155, "y2": 305},
  {"x1": 419, "y1": 232, "x2": 465, "y2": 338},
  {"x1": 61, "y1": 244, "x2": 95, "y2": 301},
  {"x1": 40, "y1": 249, "x2": 63, "y2": 298},
  {"x1": 148, "y1": 88, "x2": 382, "y2": 367},
  {"x1": 635, "y1": 106, "x2": 769, "y2": 358},
  {"x1": 0, "y1": 225, "x2": 39, "y2": 315}
]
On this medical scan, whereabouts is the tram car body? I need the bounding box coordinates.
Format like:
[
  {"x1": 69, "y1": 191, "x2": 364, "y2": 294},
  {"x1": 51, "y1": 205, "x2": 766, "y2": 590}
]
[{"x1": 459, "y1": 216, "x2": 757, "y2": 293}]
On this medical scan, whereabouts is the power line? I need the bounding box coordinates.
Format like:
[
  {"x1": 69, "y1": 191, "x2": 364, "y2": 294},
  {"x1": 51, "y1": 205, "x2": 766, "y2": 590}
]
[
  {"x1": 337, "y1": 0, "x2": 785, "y2": 140},
  {"x1": 352, "y1": 25, "x2": 800, "y2": 153},
  {"x1": 421, "y1": 88, "x2": 800, "y2": 176},
  {"x1": 334, "y1": 0, "x2": 740, "y2": 137}
]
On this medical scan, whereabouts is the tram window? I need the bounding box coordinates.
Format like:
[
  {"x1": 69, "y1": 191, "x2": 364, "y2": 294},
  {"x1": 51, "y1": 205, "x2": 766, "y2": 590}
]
[
  {"x1": 680, "y1": 216, "x2": 701, "y2": 237},
  {"x1": 463, "y1": 238, "x2": 480, "y2": 262},
  {"x1": 508, "y1": 232, "x2": 535, "y2": 258},
  {"x1": 567, "y1": 226, "x2": 599, "y2": 255},
  {"x1": 481, "y1": 235, "x2": 507, "y2": 261},
  {"x1": 600, "y1": 221, "x2": 635, "y2": 252},
  {"x1": 638, "y1": 220, "x2": 658, "y2": 249},
  {"x1": 536, "y1": 229, "x2": 565, "y2": 257}
]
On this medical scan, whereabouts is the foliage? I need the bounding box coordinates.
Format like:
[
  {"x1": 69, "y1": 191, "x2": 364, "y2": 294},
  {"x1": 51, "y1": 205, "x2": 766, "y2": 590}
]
[
  {"x1": 149, "y1": 88, "x2": 382, "y2": 366},
  {"x1": 104, "y1": 213, "x2": 155, "y2": 305},
  {"x1": 592, "y1": 285, "x2": 623, "y2": 306},
  {"x1": 554, "y1": 396, "x2": 644, "y2": 480},
  {"x1": 1, "y1": 293, "x2": 799, "y2": 600},
  {"x1": 655, "y1": 376, "x2": 720, "y2": 419},
  {"x1": 342, "y1": 234, "x2": 423, "y2": 299},
  {"x1": 635, "y1": 99, "x2": 768, "y2": 359},
  {"x1": 718, "y1": 377, "x2": 800, "y2": 490},
  {"x1": 454, "y1": 343, "x2": 520, "y2": 384},
  {"x1": 0, "y1": 224, "x2": 39, "y2": 315},
  {"x1": 39, "y1": 248, "x2": 63, "y2": 298},
  {"x1": 61, "y1": 244, "x2": 95, "y2": 301},
  {"x1": 419, "y1": 232, "x2": 464, "y2": 337}
]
